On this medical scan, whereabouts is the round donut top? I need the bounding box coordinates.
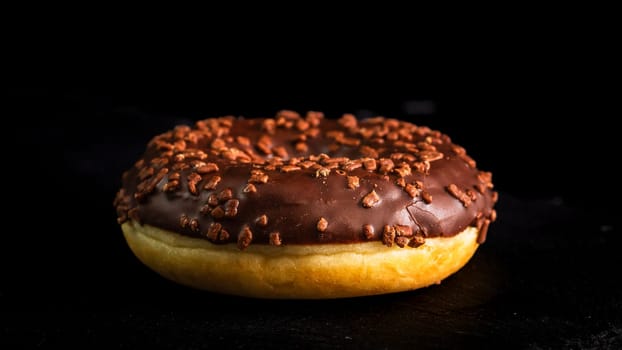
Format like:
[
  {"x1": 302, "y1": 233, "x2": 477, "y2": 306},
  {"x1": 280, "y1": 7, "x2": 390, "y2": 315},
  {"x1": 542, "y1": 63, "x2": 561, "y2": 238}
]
[{"x1": 114, "y1": 111, "x2": 497, "y2": 249}]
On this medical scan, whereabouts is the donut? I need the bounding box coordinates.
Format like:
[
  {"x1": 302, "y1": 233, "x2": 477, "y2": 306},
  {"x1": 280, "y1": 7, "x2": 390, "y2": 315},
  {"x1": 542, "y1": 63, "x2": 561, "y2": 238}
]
[{"x1": 114, "y1": 111, "x2": 498, "y2": 298}]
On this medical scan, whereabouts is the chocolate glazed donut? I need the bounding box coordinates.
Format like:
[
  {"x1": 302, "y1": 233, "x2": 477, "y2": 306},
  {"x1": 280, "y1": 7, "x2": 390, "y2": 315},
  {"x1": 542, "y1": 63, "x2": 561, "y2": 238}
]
[{"x1": 114, "y1": 111, "x2": 498, "y2": 298}]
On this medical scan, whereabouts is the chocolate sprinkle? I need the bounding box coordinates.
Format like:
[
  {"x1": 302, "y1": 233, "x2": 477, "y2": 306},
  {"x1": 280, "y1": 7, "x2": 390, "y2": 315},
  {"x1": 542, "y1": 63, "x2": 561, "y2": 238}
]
[
  {"x1": 243, "y1": 183, "x2": 257, "y2": 193},
  {"x1": 248, "y1": 170, "x2": 269, "y2": 184},
  {"x1": 446, "y1": 184, "x2": 472, "y2": 207},
  {"x1": 394, "y1": 224, "x2": 413, "y2": 237},
  {"x1": 237, "y1": 225, "x2": 253, "y2": 250},
  {"x1": 210, "y1": 206, "x2": 225, "y2": 219},
  {"x1": 269, "y1": 232, "x2": 282, "y2": 246},
  {"x1": 362, "y1": 190, "x2": 381, "y2": 208},
  {"x1": 477, "y1": 219, "x2": 491, "y2": 244},
  {"x1": 189, "y1": 219, "x2": 200, "y2": 232},
  {"x1": 219, "y1": 229, "x2": 230, "y2": 241},
  {"x1": 409, "y1": 233, "x2": 426, "y2": 248},
  {"x1": 404, "y1": 184, "x2": 419, "y2": 198},
  {"x1": 395, "y1": 236, "x2": 410, "y2": 248},
  {"x1": 317, "y1": 217, "x2": 328, "y2": 232},
  {"x1": 204, "y1": 176, "x2": 222, "y2": 190},
  {"x1": 363, "y1": 224, "x2": 375, "y2": 239},
  {"x1": 421, "y1": 191, "x2": 433, "y2": 204},
  {"x1": 256, "y1": 214, "x2": 268, "y2": 227},
  {"x1": 382, "y1": 225, "x2": 396, "y2": 247},
  {"x1": 224, "y1": 199, "x2": 239, "y2": 218},
  {"x1": 206, "y1": 223, "x2": 222, "y2": 241},
  {"x1": 347, "y1": 176, "x2": 360, "y2": 189},
  {"x1": 179, "y1": 214, "x2": 189, "y2": 228},
  {"x1": 207, "y1": 194, "x2": 219, "y2": 207}
]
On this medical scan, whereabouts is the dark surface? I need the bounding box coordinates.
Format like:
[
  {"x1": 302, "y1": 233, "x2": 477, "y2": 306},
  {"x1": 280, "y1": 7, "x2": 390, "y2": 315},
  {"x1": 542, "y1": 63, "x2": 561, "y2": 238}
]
[{"x1": 2, "y1": 88, "x2": 620, "y2": 349}]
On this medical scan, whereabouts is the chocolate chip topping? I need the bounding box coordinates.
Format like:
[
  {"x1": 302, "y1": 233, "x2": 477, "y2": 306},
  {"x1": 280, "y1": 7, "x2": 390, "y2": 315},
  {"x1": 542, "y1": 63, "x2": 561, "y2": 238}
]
[{"x1": 115, "y1": 112, "x2": 497, "y2": 249}]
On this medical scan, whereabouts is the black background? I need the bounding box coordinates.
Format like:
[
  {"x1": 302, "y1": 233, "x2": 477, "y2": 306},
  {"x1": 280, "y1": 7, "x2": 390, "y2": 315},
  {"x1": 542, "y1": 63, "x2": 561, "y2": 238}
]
[{"x1": 2, "y1": 73, "x2": 620, "y2": 349}]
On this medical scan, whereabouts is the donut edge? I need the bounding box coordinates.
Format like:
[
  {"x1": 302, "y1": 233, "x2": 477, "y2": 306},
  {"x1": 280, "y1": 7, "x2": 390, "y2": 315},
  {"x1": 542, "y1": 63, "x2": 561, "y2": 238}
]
[{"x1": 122, "y1": 221, "x2": 480, "y2": 299}]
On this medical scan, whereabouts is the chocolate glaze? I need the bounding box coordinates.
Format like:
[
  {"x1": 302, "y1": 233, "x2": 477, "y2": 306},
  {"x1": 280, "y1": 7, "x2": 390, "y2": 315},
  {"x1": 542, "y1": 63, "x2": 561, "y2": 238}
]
[{"x1": 114, "y1": 112, "x2": 497, "y2": 247}]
